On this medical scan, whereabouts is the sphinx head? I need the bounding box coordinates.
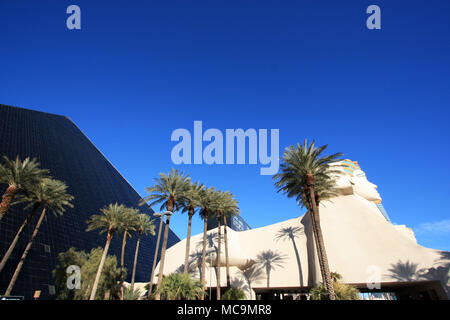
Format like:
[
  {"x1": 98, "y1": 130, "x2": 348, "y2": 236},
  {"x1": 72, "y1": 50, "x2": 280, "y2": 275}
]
[{"x1": 332, "y1": 159, "x2": 382, "y2": 202}]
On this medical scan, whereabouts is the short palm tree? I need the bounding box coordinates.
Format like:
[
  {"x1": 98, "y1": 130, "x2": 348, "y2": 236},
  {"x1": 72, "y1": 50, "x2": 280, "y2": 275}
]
[
  {"x1": 123, "y1": 286, "x2": 143, "y2": 300},
  {"x1": 273, "y1": 139, "x2": 342, "y2": 300},
  {"x1": 180, "y1": 181, "x2": 204, "y2": 274},
  {"x1": 310, "y1": 272, "x2": 360, "y2": 300},
  {"x1": 0, "y1": 156, "x2": 49, "y2": 220},
  {"x1": 140, "y1": 168, "x2": 191, "y2": 299},
  {"x1": 4, "y1": 178, "x2": 74, "y2": 296},
  {"x1": 131, "y1": 213, "x2": 156, "y2": 289},
  {"x1": 159, "y1": 273, "x2": 204, "y2": 300},
  {"x1": 86, "y1": 203, "x2": 128, "y2": 300},
  {"x1": 255, "y1": 250, "x2": 286, "y2": 288}
]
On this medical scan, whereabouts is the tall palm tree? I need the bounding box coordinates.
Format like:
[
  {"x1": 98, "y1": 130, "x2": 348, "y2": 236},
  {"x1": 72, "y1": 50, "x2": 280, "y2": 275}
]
[
  {"x1": 273, "y1": 139, "x2": 342, "y2": 300},
  {"x1": 86, "y1": 203, "x2": 127, "y2": 300},
  {"x1": 198, "y1": 187, "x2": 217, "y2": 300},
  {"x1": 255, "y1": 250, "x2": 286, "y2": 288},
  {"x1": 180, "y1": 181, "x2": 204, "y2": 274},
  {"x1": 0, "y1": 156, "x2": 48, "y2": 220},
  {"x1": 118, "y1": 207, "x2": 140, "y2": 299},
  {"x1": 140, "y1": 168, "x2": 191, "y2": 300},
  {"x1": 4, "y1": 178, "x2": 74, "y2": 296},
  {"x1": 131, "y1": 213, "x2": 156, "y2": 289},
  {"x1": 211, "y1": 190, "x2": 239, "y2": 300},
  {"x1": 221, "y1": 194, "x2": 240, "y2": 289}
]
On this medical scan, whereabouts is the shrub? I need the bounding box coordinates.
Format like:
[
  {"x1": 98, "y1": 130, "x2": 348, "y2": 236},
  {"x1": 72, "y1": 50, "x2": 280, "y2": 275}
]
[{"x1": 222, "y1": 288, "x2": 247, "y2": 300}]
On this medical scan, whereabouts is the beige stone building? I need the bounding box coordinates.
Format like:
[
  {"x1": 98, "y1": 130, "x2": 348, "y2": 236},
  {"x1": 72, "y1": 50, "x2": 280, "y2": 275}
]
[{"x1": 147, "y1": 160, "x2": 449, "y2": 300}]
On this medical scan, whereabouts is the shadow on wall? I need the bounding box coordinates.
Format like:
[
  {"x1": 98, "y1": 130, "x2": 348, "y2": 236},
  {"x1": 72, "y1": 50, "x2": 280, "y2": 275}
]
[
  {"x1": 255, "y1": 249, "x2": 286, "y2": 288},
  {"x1": 275, "y1": 225, "x2": 304, "y2": 287},
  {"x1": 240, "y1": 265, "x2": 265, "y2": 299},
  {"x1": 300, "y1": 212, "x2": 319, "y2": 287},
  {"x1": 387, "y1": 253, "x2": 450, "y2": 298}
]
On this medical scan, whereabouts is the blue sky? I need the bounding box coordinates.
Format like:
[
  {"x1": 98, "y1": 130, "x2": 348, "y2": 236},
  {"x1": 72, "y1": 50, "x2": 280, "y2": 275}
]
[{"x1": 0, "y1": 1, "x2": 449, "y2": 251}]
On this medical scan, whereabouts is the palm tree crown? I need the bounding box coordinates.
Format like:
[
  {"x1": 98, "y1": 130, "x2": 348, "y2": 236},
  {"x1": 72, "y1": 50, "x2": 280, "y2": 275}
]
[
  {"x1": 273, "y1": 139, "x2": 343, "y2": 208},
  {"x1": 181, "y1": 181, "x2": 204, "y2": 215},
  {"x1": 0, "y1": 156, "x2": 49, "y2": 219},
  {"x1": 0, "y1": 156, "x2": 49, "y2": 190},
  {"x1": 135, "y1": 213, "x2": 156, "y2": 236},
  {"x1": 140, "y1": 168, "x2": 191, "y2": 212},
  {"x1": 119, "y1": 207, "x2": 140, "y2": 237},
  {"x1": 86, "y1": 203, "x2": 128, "y2": 234},
  {"x1": 19, "y1": 178, "x2": 74, "y2": 214}
]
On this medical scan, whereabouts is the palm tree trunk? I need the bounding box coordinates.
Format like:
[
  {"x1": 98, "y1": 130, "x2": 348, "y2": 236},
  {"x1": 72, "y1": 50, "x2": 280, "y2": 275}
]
[
  {"x1": 120, "y1": 232, "x2": 128, "y2": 300},
  {"x1": 148, "y1": 216, "x2": 164, "y2": 299},
  {"x1": 216, "y1": 213, "x2": 222, "y2": 300},
  {"x1": 200, "y1": 213, "x2": 208, "y2": 300},
  {"x1": 223, "y1": 215, "x2": 231, "y2": 288},
  {"x1": 183, "y1": 210, "x2": 194, "y2": 274},
  {"x1": 309, "y1": 209, "x2": 326, "y2": 286},
  {"x1": 90, "y1": 229, "x2": 114, "y2": 300},
  {"x1": 154, "y1": 214, "x2": 172, "y2": 300},
  {"x1": 4, "y1": 206, "x2": 47, "y2": 296},
  {"x1": 0, "y1": 203, "x2": 40, "y2": 273},
  {"x1": 0, "y1": 185, "x2": 18, "y2": 221},
  {"x1": 131, "y1": 233, "x2": 142, "y2": 289},
  {"x1": 266, "y1": 267, "x2": 270, "y2": 288},
  {"x1": 307, "y1": 174, "x2": 336, "y2": 300}
]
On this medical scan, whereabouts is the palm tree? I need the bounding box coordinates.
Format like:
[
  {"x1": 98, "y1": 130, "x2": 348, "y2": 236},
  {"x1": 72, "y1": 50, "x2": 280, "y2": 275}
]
[
  {"x1": 198, "y1": 187, "x2": 217, "y2": 300},
  {"x1": 4, "y1": 178, "x2": 74, "y2": 296},
  {"x1": 273, "y1": 139, "x2": 342, "y2": 300},
  {"x1": 118, "y1": 207, "x2": 140, "y2": 299},
  {"x1": 123, "y1": 286, "x2": 143, "y2": 300},
  {"x1": 131, "y1": 213, "x2": 156, "y2": 289},
  {"x1": 140, "y1": 168, "x2": 190, "y2": 299},
  {"x1": 255, "y1": 250, "x2": 286, "y2": 288},
  {"x1": 221, "y1": 194, "x2": 240, "y2": 289},
  {"x1": 86, "y1": 203, "x2": 128, "y2": 300},
  {"x1": 0, "y1": 156, "x2": 48, "y2": 220},
  {"x1": 211, "y1": 190, "x2": 239, "y2": 300},
  {"x1": 180, "y1": 181, "x2": 204, "y2": 274}
]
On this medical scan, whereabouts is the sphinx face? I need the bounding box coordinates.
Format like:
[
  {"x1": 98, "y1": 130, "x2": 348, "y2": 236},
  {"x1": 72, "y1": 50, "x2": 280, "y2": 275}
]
[
  {"x1": 350, "y1": 169, "x2": 382, "y2": 202},
  {"x1": 331, "y1": 162, "x2": 382, "y2": 202}
]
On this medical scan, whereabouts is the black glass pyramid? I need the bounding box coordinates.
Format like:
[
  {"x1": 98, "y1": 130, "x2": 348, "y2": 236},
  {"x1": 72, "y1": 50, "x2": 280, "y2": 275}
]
[{"x1": 0, "y1": 104, "x2": 179, "y2": 299}]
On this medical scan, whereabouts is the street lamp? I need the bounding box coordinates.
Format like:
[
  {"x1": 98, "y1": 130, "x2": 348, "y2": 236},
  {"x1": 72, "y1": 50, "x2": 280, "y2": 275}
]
[{"x1": 147, "y1": 210, "x2": 172, "y2": 299}]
